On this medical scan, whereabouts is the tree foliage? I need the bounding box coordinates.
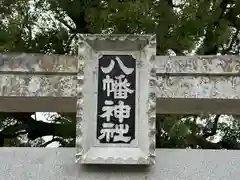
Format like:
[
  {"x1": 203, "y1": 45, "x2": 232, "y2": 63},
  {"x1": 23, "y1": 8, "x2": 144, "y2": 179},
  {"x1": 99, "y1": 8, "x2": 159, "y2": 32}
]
[{"x1": 0, "y1": 0, "x2": 240, "y2": 148}]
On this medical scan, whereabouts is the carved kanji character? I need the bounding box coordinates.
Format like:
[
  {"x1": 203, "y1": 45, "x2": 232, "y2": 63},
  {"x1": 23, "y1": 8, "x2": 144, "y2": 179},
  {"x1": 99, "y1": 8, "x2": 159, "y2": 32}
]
[
  {"x1": 101, "y1": 56, "x2": 134, "y2": 75},
  {"x1": 102, "y1": 74, "x2": 134, "y2": 99},
  {"x1": 98, "y1": 123, "x2": 115, "y2": 142},
  {"x1": 99, "y1": 100, "x2": 114, "y2": 122},
  {"x1": 113, "y1": 124, "x2": 131, "y2": 142},
  {"x1": 114, "y1": 101, "x2": 131, "y2": 123}
]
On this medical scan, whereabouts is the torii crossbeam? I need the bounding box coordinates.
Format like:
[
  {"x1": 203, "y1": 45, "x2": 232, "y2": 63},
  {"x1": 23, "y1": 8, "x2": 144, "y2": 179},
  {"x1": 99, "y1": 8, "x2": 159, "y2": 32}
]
[{"x1": 0, "y1": 53, "x2": 240, "y2": 115}]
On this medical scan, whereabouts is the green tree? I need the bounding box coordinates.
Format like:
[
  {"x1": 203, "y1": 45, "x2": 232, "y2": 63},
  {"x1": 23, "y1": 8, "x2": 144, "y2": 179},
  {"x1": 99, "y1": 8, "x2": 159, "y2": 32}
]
[{"x1": 0, "y1": 0, "x2": 240, "y2": 148}]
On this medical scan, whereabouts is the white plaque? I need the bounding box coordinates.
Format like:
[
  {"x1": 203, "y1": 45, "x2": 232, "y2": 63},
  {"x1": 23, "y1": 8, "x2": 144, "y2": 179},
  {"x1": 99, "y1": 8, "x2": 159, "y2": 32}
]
[{"x1": 76, "y1": 34, "x2": 156, "y2": 165}]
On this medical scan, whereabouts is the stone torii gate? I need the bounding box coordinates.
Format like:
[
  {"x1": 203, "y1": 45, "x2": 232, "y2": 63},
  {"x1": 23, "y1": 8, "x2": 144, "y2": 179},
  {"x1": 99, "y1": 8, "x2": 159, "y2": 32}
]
[
  {"x1": 1, "y1": 34, "x2": 240, "y2": 179},
  {"x1": 1, "y1": 52, "x2": 239, "y2": 113}
]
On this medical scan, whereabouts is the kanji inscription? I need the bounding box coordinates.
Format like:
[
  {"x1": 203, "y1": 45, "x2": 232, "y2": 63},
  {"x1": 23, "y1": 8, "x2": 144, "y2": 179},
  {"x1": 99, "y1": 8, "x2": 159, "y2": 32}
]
[{"x1": 97, "y1": 55, "x2": 136, "y2": 144}]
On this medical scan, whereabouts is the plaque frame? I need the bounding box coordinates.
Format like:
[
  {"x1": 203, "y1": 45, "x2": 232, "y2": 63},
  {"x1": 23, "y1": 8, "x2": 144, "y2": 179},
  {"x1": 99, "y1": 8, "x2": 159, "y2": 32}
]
[{"x1": 76, "y1": 34, "x2": 156, "y2": 165}]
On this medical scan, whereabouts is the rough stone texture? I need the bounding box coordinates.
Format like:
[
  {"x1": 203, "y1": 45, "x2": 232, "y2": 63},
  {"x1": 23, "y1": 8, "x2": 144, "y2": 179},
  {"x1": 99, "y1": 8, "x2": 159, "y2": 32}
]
[
  {"x1": 3, "y1": 53, "x2": 240, "y2": 74},
  {"x1": 0, "y1": 97, "x2": 76, "y2": 112},
  {"x1": 155, "y1": 56, "x2": 240, "y2": 99},
  {"x1": 2, "y1": 53, "x2": 240, "y2": 74},
  {"x1": 76, "y1": 38, "x2": 85, "y2": 164},
  {"x1": 157, "y1": 76, "x2": 240, "y2": 99},
  {"x1": 1, "y1": 53, "x2": 240, "y2": 113},
  {"x1": 0, "y1": 53, "x2": 77, "y2": 73},
  {"x1": 1, "y1": 148, "x2": 240, "y2": 180},
  {"x1": 156, "y1": 98, "x2": 240, "y2": 115},
  {"x1": 0, "y1": 75, "x2": 76, "y2": 97},
  {"x1": 156, "y1": 55, "x2": 240, "y2": 74},
  {"x1": 3, "y1": 73, "x2": 240, "y2": 100},
  {"x1": 1, "y1": 54, "x2": 240, "y2": 99}
]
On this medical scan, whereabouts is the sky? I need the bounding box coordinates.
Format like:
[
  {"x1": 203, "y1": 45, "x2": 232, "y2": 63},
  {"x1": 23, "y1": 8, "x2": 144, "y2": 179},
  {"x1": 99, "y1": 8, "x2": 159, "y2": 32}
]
[{"x1": 33, "y1": 112, "x2": 60, "y2": 147}]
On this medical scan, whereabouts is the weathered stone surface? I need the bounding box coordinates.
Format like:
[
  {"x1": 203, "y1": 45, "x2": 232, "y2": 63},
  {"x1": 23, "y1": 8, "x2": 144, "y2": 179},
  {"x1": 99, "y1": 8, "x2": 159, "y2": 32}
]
[
  {"x1": 1, "y1": 53, "x2": 240, "y2": 113},
  {"x1": 157, "y1": 76, "x2": 240, "y2": 99},
  {"x1": 156, "y1": 55, "x2": 240, "y2": 74},
  {"x1": 2, "y1": 53, "x2": 240, "y2": 74},
  {"x1": 0, "y1": 53, "x2": 77, "y2": 73},
  {"x1": 1, "y1": 148, "x2": 240, "y2": 180},
  {"x1": 0, "y1": 97, "x2": 76, "y2": 112},
  {"x1": 0, "y1": 75, "x2": 76, "y2": 97}
]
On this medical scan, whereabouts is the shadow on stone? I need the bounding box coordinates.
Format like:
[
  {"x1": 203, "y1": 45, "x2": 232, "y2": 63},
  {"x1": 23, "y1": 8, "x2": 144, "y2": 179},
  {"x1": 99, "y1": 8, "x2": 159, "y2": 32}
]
[{"x1": 80, "y1": 164, "x2": 151, "y2": 173}]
